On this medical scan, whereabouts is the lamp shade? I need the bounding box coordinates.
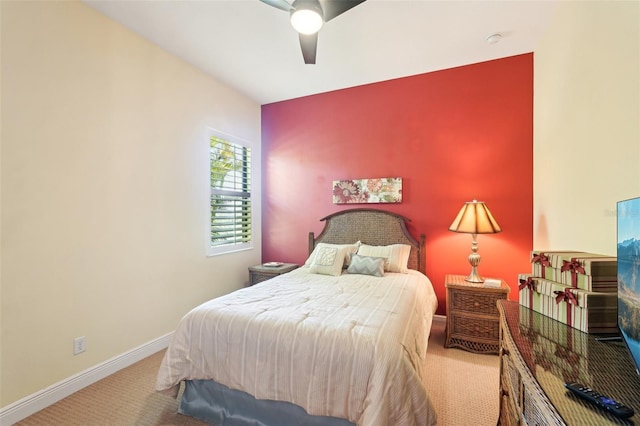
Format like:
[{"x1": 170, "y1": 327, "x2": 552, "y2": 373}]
[{"x1": 449, "y1": 200, "x2": 501, "y2": 235}]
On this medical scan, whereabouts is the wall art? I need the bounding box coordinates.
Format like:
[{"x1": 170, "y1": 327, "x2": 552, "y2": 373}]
[{"x1": 332, "y1": 177, "x2": 402, "y2": 204}]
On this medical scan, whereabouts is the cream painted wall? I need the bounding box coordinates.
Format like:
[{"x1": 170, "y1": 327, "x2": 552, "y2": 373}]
[
  {"x1": 1, "y1": 1, "x2": 261, "y2": 406},
  {"x1": 534, "y1": 1, "x2": 640, "y2": 255}
]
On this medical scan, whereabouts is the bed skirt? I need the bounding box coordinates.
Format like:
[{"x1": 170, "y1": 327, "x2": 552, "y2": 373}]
[{"x1": 179, "y1": 379, "x2": 356, "y2": 426}]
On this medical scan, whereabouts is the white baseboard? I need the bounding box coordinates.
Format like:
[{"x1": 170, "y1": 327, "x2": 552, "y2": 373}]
[{"x1": 0, "y1": 332, "x2": 173, "y2": 426}]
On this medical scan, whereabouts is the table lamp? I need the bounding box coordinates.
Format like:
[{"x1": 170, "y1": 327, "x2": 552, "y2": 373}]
[{"x1": 449, "y1": 200, "x2": 501, "y2": 283}]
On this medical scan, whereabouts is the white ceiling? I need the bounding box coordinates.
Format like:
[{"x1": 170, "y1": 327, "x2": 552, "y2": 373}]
[{"x1": 84, "y1": 0, "x2": 559, "y2": 105}]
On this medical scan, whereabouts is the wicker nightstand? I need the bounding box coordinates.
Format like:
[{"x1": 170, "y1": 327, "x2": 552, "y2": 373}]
[
  {"x1": 248, "y1": 263, "x2": 298, "y2": 285},
  {"x1": 444, "y1": 274, "x2": 510, "y2": 354}
]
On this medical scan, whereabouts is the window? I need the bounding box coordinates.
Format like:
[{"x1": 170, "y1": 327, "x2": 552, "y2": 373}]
[{"x1": 208, "y1": 130, "x2": 252, "y2": 256}]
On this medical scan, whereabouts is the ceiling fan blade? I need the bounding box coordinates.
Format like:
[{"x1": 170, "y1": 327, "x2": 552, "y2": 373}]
[
  {"x1": 299, "y1": 32, "x2": 318, "y2": 64},
  {"x1": 319, "y1": 0, "x2": 366, "y2": 22},
  {"x1": 259, "y1": 0, "x2": 294, "y2": 12}
]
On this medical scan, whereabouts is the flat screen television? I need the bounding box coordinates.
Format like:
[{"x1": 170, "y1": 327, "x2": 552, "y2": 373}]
[{"x1": 617, "y1": 196, "x2": 640, "y2": 376}]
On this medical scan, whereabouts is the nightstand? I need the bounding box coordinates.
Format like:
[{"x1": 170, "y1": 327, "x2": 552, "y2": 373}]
[
  {"x1": 444, "y1": 274, "x2": 510, "y2": 354},
  {"x1": 248, "y1": 263, "x2": 298, "y2": 285}
]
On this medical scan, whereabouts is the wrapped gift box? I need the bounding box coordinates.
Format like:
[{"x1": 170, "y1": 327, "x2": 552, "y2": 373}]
[
  {"x1": 530, "y1": 251, "x2": 581, "y2": 281},
  {"x1": 530, "y1": 251, "x2": 617, "y2": 292},
  {"x1": 532, "y1": 262, "x2": 557, "y2": 281},
  {"x1": 518, "y1": 274, "x2": 542, "y2": 309},
  {"x1": 517, "y1": 274, "x2": 617, "y2": 334}
]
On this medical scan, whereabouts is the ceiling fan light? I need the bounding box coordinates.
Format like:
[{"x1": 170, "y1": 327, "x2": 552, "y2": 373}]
[{"x1": 290, "y1": 9, "x2": 323, "y2": 34}]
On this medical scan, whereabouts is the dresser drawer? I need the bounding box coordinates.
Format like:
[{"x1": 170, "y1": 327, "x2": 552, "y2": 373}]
[
  {"x1": 522, "y1": 379, "x2": 547, "y2": 425},
  {"x1": 503, "y1": 351, "x2": 521, "y2": 410},
  {"x1": 450, "y1": 290, "x2": 502, "y2": 315},
  {"x1": 500, "y1": 394, "x2": 521, "y2": 426},
  {"x1": 498, "y1": 301, "x2": 569, "y2": 426}
]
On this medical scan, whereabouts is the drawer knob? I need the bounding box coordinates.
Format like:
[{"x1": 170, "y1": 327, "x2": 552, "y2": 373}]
[{"x1": 474, "y1": 302, "x2": 480, "y2": 307}]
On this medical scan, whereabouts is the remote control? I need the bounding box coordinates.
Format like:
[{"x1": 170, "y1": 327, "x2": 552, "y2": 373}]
[{"x1": 564, "y1": 382, "x2": 635, "y2": 419}]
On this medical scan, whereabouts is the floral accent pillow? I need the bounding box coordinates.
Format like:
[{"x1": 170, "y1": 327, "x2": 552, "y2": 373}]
[{"x1": 357, "y1": 244, "x2": 411, "y2": 273}]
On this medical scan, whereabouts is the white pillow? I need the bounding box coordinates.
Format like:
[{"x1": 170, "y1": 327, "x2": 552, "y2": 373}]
[
  {"x1": 357, "y1": 244, "x2": 411, "y2": 273},
  {"x1": 305, "y1": 241, "x2": 361, "y2": 267},
  {"x1": 309, "y1": 245, "x2": 351, "y2": 276}
]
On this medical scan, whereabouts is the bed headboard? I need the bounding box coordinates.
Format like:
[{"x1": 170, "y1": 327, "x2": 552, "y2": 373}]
[{"x1": 308, "y1": 208, "x2": 426, "y2": 274}]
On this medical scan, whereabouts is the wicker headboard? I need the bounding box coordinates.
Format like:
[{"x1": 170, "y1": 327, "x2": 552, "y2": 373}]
[{"x1": 308, "y1": 208, "x2": 426, "y2": 274}]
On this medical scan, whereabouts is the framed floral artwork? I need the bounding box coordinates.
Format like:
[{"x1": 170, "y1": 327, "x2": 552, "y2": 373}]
[{"x1": 332, "y1": 177, "x2": 402, "y2": 204}]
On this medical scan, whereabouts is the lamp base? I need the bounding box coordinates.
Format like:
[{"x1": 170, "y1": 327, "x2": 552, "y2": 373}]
[
  {"x1": 465, "y1": 268, "x2": 484, "y2": 283},
  {"x1": 466, "y1": 248, "x2": 484, "y2": 283}
]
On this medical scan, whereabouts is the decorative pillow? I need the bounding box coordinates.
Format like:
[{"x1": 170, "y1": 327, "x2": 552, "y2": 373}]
[
  {"x1": 305, "y1": 241, "x2": 361, "y2": 267},
  {"x1": 347, "y1": 255, "x2": 385, "y2": 277},
  {"x1": 357, "y1": 244, "x2": 411, "y2": 273},
  {"x1": 309, "y1": 245, "x2": 350, "y2": 276}
]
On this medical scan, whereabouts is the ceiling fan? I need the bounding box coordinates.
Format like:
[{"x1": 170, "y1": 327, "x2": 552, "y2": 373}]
[{"x1": 259, "y1": 0, "x2": 367, "y2": 64}]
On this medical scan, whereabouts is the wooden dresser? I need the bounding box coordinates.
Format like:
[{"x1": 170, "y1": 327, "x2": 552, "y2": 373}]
[
  {"x1": 445, "y1": 274, "x2": 510, "y2": 354},
  {"x1": 498, "y1": 300, "x2": 640, "y2": 425}
]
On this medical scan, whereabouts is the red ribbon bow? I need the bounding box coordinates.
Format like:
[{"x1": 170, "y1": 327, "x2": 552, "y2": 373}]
[
  {"x1": 561, "y1": 259, "x2": 585, "y2": 275},
  {"x1": 554, "y1": 288, "x2": 579, "y2": 306},
  {"x1": 519, "y1": 277, "x2": 536, "y2": 292},
  {"x1": 531, "y1": 253, "x2": 551, "y2": 267}
]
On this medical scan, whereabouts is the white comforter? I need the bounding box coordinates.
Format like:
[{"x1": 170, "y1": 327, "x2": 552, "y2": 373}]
[{"x1": 156, "y1": 267, "x2": 439, "y2": 426}]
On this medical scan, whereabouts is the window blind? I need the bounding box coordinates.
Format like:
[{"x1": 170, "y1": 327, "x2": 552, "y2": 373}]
[{"x1": 210, "y1": 136, "x2": 252, "y2": 250}]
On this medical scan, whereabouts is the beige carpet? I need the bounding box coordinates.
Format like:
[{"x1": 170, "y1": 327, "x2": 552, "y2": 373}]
[
  {"x1": 424, "y1": 317, "x2": 500, "y2": 425},
  {"x1": 16, "y1": 316, "x2": 499, "y2": 425}
]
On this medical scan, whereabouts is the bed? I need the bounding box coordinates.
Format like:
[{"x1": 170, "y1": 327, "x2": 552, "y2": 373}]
[{"x1": 156, "y1": 208, "x2": 439, "y2": 425}]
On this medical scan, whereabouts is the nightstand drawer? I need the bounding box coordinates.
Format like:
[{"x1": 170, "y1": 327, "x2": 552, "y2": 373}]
[
  {"x1": 450, "y1": 315, "x2": 500, "y2": 340},
  {"x1": 250, "y1": 271, "x2": 279, "y2": 285},
  {"x1": 444, "y1": 274, "x2": 510, "y2": 354},
  {"x1": 450, "y1": 290, "x2": 502, "y2": 315},
  {"x1": 248, "y1": 263, "x2": 298, "y2": 285}
]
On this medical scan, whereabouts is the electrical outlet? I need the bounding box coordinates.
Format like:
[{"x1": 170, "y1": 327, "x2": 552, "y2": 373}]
[{"x1": 73, "y1": 336, "x2": 86, "y2": 355}]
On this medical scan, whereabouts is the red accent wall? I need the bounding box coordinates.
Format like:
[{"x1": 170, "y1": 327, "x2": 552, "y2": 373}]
[{"x1": 261, "y1": 54, "x2": 533, "y2": 315}]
